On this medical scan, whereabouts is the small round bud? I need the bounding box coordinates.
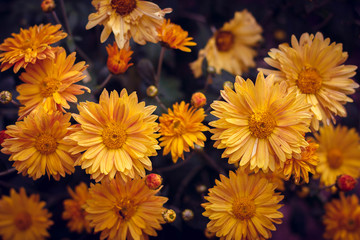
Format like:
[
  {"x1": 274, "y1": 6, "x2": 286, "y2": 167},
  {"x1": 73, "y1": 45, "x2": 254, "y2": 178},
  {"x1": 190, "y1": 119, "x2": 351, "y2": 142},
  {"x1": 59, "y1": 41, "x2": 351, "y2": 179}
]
[
  {"x1": 191, "y1": 92, "x2": 206, "y2": 108},
  {"x1": 0, "y1": 91, "x2": 12, "y2": 104},
  {"x1": 181, "y1": 209, "x2": 194, "y2": 221},
  {"x1": 145, "y1": 173, "x2": 162, "y2": 190},
  {"x1": 274, "y1": 29, "x2": 287, "y2": 41},
  {"x1": 204, "y1": 227, "x2": 216, "y2": 238},
  {"x1": 336, "y1": 174, "x2": 357, "y2": 192},
  {"x1": 0, "y1": 130, "x2": 10, "y2": 145},
  {"x1": 207, "y1": 66, "x2": 216, "y2": 74},
  {"x1": 296, "y1": 186, "x2": 310, "y2": 198},
  {"x1": 146, "y1": 85, "x2": 158, "y2": 97},
  {"x1": 196, "y1": 184, "x2": 207, "y2": 194},
  {"x1": 41, "y1": 0, "x2": 55, "y2": 13},
  {"x1": 223, "y1": 81, "x2": 234, "y2": 90},
  {"x1": 162, "y1": 209, "x2": 176, "y2": 223}
]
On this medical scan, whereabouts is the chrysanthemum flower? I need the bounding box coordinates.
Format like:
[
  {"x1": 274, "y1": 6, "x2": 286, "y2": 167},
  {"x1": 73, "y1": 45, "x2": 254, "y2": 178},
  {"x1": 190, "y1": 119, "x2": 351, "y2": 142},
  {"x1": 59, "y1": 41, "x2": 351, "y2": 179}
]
[
  {"x1": 259, "y1": 32, "x2": 358, "y2": 130},
  {"x1": 210, "y1": 72, "x2": 312, "y2": 172},
  {"x1": 0, "y1": 24, "x2": 67, "y2": 73},
  {"x1": 70, "y1": 89, "x2": 160, "y2": 182},
  {"x1": 314, "y1": 124, "x2": 360, "y2": 187},
  {"x1": 159, "y1": 101, "x2": 209, "y2": 163},
  {"x1": 202, "y1": 170, "x2": 283, "y2": 240},
  {"x1": 106, "y1": 42, "x2": 133, "y2": 75},
  {"x1": 84, "y1": 177, "x2": 168, "y2": 240},
  {"x1": 258, "y1": 170, "x2": 286, "y2": 192},
  {"x1": 323, "y1": 193, "x2": 360, "y2": 240},
  {"x1": 62, "y1": 182, "x2": 92, "y2": 234},
  {"x1": 1, "y1": 108, "x2": 77, "y2": 180},
  {"x1": 0, "y1": 188, "x2": 53, "y2": 240},
  {"x1": 158, "y1": 19, "x2": 196, "y2": 52},
  {"x1": 86, "y1": 0, "x2": 172, "y2": 49},
  {"x1": 190, "y1": 10, "x2": 262, "y2": 77}
]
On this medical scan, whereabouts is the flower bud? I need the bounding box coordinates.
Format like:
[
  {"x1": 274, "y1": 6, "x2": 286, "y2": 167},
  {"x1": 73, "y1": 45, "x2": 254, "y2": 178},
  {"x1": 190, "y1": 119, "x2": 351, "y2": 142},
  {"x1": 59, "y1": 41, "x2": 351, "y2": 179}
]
[
  {"x1": 162, "y1": 209, "x2": 176, "y2": 223},
  {"x1": 336, "y1": 175, "x2": 357, "y2": 192},
  {"x1": 146, "y1": 85, "x2": 158, "y2": 97},
  {"x1": 41, "y1": 0, "x2": 55, "y2": 13},
  {"x1": 196, "y1": 184, "x2": 207, "y2": 194},
  {"x1": 182, "y1": 209, "x2": 194, "y2": 221},
  {"x1": 223, "y1": 81, "x2": 234, "y2": 90},
  {"x1": 145, "y1": 173, "x2": 162, "y2": 190},
  {"x1": 0, "y1": 91, "x2": 12, "y2": 104},
  {"x1": 0, "y1": 130, "x2": 10, "y2": 145},
  {"x1": 204, "y1": 227, "x2": 216, "y2": 238},
  {"x1": 191, "y1": 92, "x2": 206, "y2": 108},
  {"x1": 207, "y1": 66, "x2": 216, "y2": 74}
]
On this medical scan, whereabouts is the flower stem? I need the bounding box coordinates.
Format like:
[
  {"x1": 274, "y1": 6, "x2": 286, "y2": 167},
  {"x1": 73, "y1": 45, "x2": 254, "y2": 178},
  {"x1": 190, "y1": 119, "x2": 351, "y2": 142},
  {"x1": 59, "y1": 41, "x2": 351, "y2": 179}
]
[
  {"x1": 199, "y1": 151, "x2": 225, "y2": 175},
  {"x1": 155, "y1": 47, "x2": 166, "y2": 87},
  {"x1": 0, "y1": 168, "x2": 16, "y2": 177},
  {"x1": 154, "y1": 96, "x2": 168, "y2": 112},
  {"x1": 59, "y1": 0, "x2": 72, "y2": 36},
  {"x1": 95, "y1": 74, "x2": 113, "y2": 94},
  {"x1": 155, "y1": 152, "x2": 195, "y2": 173},
  {"x1": 51, "y1": 11, "x2": 62, "y2": 28}
]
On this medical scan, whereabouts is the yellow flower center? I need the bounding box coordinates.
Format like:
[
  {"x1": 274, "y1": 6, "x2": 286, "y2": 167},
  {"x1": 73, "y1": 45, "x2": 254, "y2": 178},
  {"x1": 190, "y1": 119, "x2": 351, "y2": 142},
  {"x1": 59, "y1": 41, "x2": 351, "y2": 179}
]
[
  {"x1": 232, "y1": 197, "x2": 256, "y2": 220},
  {"x1": 102, "y1": 122, "x2": 127, "y2": 149},
  {"x1": 35, "y1": 133, "x2": 58, "y2": 154},
  {"x1": 14, "y1": 211, "x2": 32, "y2": 231},
  {"x1": 215, "y1": 31, "x2": 234, "y2": 52},
  {"x1": 296, "y1": 67, "x2": 323, "y2": 94},
  {"x1": 111, "y1": 0, "x2": 137, "y2": 16},
  {"x1": 115, "y1": 199, "x2": 137, "y2": 221},
  {"x1": 327, "y1": 149, "x2": 343, "y2": 169},
  {"x1": 41, "y1": 77, "x2": 61, "y2": 97},
  {"x1": 248, "y1": 112, "x2": 276, "y2": 139},
  {"x1": 171, "y1": 119, "x2": 185, "y2": 136}
]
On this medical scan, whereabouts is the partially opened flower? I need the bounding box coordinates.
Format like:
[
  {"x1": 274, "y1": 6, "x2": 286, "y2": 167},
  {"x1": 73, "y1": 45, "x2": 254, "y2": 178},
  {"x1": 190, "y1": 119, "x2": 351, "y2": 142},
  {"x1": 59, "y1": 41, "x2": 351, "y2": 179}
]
[{"x1": 106, "y1": 42, "x2": 133, "y2": 75}]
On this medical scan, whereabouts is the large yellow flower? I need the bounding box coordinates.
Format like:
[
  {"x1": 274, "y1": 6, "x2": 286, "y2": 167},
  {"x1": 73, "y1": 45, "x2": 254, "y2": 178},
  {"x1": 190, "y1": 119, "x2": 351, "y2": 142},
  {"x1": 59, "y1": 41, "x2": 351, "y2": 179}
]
[
  {"x1": 86, "y1": 0, "x2": 171, "y2": 49},
  {"x1": 84, "y1": 177, "x2": 168, "y2": 240},
  {"x1": 190, "y1": 10, "x2": 262, "y2": 77},
  {"x1": 0, "y1": 24, "x2": 67, "y2": 73},
  {"x1": 70, "y1": 89, "x2": 160, "y2": 182},
  {"x1": 202, "y1": 170, "x2": 283, "y2": 240},
  {"x1": 159, "y1": 101, "x2": 209, "y2": 163},
  {"x1": 314, "y1": 124, "x2": 360, "y2": 187},
  {"x1": 259, "y1": 32, "x2": 358, "y2": 130},
  {"x1": 0, "y1": 188, "x2": 53, "y2": 240},
  {"x1": 210, "y1": 72, "x2": 312, "y2": 172}
]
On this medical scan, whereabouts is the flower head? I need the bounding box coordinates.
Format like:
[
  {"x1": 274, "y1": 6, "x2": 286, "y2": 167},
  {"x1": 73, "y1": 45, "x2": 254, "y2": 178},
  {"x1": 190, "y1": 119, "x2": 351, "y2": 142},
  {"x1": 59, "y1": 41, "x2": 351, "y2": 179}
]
[{"x1": 106, "y1": 42, "x2": 133, "y2": 75}]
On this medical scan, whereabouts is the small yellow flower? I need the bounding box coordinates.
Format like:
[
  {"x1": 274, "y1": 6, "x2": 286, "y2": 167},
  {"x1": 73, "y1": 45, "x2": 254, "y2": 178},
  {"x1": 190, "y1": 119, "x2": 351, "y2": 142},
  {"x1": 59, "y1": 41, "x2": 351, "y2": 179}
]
[{"x1": 106, "y1": 42, "x2": 133, "y2": 75}]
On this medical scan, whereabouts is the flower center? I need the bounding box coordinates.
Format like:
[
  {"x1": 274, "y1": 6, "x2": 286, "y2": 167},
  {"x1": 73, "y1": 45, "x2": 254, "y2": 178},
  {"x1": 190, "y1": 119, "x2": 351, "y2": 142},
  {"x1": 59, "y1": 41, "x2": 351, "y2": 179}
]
[
  {"x1": 115, "y1": 199, "x2": 137, "y2": 221},
  {"x1": 41, "y1": 77, "x2": 61, "y2": 97},
  {"x1": 343, "y1": 218, "x2": 358, "y2": 231},
  {"x1": 102, "y1": 122, "x2": 127, "y2": 149},
  {"x1": 171, "y1": 119, "x2": 185, "y2": 136},
  {"x1": 327, "y1": 149, "x2": 343, "y2": 169},
  {"x1": 296, "y1": 67, "x2": 323, "y2": 94},
  {"x1": 248, "y1": 112, "x2": 276, "y2": 139},
  {"x1": 232, "y1": 197, "x2": 256, "y2": 220},
  {"x1": 14, "y1": 211, "x2": 32, "y2": 231},
  {"x1": 35, "y1": 133, "x2": 58, "y2": 155},
  {"x1": 111, "y1": 0, "x2": 137, "y2": 16},
  {"x1": 215, "y1": 31, "x2": 234, "y2": 52}
]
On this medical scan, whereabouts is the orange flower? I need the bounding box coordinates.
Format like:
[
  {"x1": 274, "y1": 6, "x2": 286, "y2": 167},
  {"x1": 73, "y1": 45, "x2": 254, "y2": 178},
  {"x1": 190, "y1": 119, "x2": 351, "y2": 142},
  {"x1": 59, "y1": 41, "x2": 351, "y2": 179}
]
[{"x1": 106, "y1": 42, "x2": 133, "y2": 75}]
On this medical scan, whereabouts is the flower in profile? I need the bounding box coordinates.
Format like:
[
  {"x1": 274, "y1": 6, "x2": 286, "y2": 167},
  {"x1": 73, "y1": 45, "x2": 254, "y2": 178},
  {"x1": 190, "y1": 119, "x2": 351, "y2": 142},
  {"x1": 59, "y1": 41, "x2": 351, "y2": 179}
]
[
  {"x1": 190, "y1": 10, "x2": 262, "y2": 77},
  {"x1": 62, "y1": 182, "x2": 92, "y2": 234},
  {"x1": 70, "y1": 89, "x2": 160, "y2": 182},
  {"x1": 106, "y1": 42, "x2": 133, "y2": 75},
  {"x1": 84, "y1": 177, "x2": 168, "y2": 240},
  {"x1": 259, "y1": 32, "x2": 358, "y2": 130},
  {"x1": 0, "y1": 24, "x2": 67, "y2": 73},
  {"x1": 202, "y1": 170, "x2": 283, "y2": 240},
  {"x1": 86, "y1": 0, "x2": 172, "y2": 49},
  {"x1": 0, "y1": 188, "x2": 53, "y2": 240},
  {"x1": 323, "y1": 193, "x2": 360, "y2": 240},
  {"x1": 210, "y1": 72, "x2": 312, "y2": 172},
  {"x1": 158, "y1": 19, "x2": 196, "y2": 52},
  {"x1": 314, "y1": 124, "x2": 360, "y2": 187},
  {"x1": 159, "y1": 101, "x2": 209, "y2": 163},
  {"x1": 17, "y1": 47, "x2": 89, "y2": 119},
  {"x1": 1, "y1": 108, "x2": 77, "y2": 180}
]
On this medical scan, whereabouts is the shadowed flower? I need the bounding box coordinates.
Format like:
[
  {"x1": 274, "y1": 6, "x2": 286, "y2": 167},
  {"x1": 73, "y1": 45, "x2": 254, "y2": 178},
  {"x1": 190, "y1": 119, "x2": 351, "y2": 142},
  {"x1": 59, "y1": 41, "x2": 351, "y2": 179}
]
[{"x1": 106, "y1": 42, "x2": 133, "y2": 75}]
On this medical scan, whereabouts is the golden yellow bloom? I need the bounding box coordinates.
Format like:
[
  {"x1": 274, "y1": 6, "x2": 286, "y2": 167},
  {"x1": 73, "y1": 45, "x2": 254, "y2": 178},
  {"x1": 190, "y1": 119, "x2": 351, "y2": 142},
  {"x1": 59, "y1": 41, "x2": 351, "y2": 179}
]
[
  {"x1": 159, "y1": 101, "x2": 209, "y2": 163},
  {"x1": 202, "y1": 170, "x2": 283, "y2": 240},
  {"x1": 259, "y1": 32, "x2": 358, "y2": 130},
  {"x1": 84, "y1": 177, "x2": 168, "y2": 240},
  {"x1": 106, "y1": 42, "x2": 133, "y2": 75},
  {"x1": 86, "y1": 0, "x2": 172, "y2": 49},
  {"x1": 190, "y1": 10, "x2": 262, "y2": 77},
  {"x1": 0, "y1": 188, "x2": 53, "y2": 240},
  {"x1": 17, "y1": 47, "x2": 89, "y2": 119},
  {"x1": 258, "y1": 170, "x2": 286, "y2": 192},
  {"x1": 0, "y1": 24, "x2": 67, "y2": 73},
  {"x1": 158, "y1": 19, "x2": 196, "y2": 52},
  {"x1": 323, "y1": 193, "x2": 360, "y2": 240},
  {"x1": 210, "y1": 72, "x2": 312, "y2": 172},
  {"x1": 315, "y1": 124, "x2": 360, "y2": 187},
  {"x1": 70, "y1": 89, "x2": 160, "y2": 182},
  {"x1": 63, "y1": 182, "x2": 92, "y2": 234}
]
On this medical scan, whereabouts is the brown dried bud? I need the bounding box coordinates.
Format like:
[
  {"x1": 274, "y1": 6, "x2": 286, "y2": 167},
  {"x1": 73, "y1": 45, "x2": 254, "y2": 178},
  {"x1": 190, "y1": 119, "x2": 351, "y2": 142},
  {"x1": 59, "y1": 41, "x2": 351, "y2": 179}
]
[
  {"x1": 0, "y1": 91, "x2": 12, "y2": 104},
  {"x1": 146, "y1": 85, "x2": 158, "y2": 97},
  {"x1": 181, "y1": 209, "x2": 194, "y2": 221},
  {"x1": 163, "y1": 209, "x2": 176, "y2": 223}
]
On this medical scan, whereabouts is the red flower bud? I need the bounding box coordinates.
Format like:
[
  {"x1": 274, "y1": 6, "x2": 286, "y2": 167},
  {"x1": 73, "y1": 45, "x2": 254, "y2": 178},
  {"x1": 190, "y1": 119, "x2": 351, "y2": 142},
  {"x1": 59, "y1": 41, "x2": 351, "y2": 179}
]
[
  {"x1": 145, "y1": 173, "x2": 162, "y2": 190},
  {"x1": 336, "y1": 175, "x2": 357, "y2": 192}
]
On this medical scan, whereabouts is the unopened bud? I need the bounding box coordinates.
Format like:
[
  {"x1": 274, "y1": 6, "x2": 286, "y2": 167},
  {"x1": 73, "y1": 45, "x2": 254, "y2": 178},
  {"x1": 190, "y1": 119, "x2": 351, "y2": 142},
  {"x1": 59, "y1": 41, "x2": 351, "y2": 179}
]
[
  {"x1": 196, "y1": 184, "x2": 207, "y2": 194},
  {"x1": 145, "y1": 173, "x2": 162, "y2": 190},
  {"x1": 41, "y1": 0, "x2": 55, "y2": 13},
  {"x1": 0, "y1": 91, "x2": 12, "y2": 104},
  {"x1": 163, "y1": 209, "x2": 176, "y2": 223},
  {"x1": 146, "y1": 85, "x2": 158, "y2": 97},
  {"x1": 336, "y1": 175, "x2": 357, "y2": 192},
  {"x1": 223, "y1": 81, "x2": 234, "y2": 90},
  {"x1": 191, "y1": 92, "x2": 206, "y2": 108},
  {"x1": 204, "y1": 227, "x2": 216, "y2": 238},
  {"x1": 182, "y1": 209, "x2": 194, "y2": 221},
  {"x1": 0, "y1": 130, "x2": 10, "y2": 145}
]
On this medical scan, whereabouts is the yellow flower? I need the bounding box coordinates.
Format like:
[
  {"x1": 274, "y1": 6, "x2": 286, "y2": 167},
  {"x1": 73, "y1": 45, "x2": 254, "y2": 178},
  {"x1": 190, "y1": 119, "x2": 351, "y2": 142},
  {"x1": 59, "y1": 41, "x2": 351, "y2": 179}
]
[
  {"x1": 62, "y1": 182, "x2": 92, "y2": 234},
  {"x1": 106, "y1": 42, "x2": 133, "y2": 75},
  {"x1": 17, "y1": 47, "x2": 89, "y2": 119},
  {"x1": 190, "y1": 10, "x2": 262, "y2": 77},
  {"x1": 210, "y1": 72, "x2": 312, "y2": 172},
  {"x1": 84, "y1": 177, "x2": 168, "y2": 240},
  {"x1": 0, "y1": 188, "x2": 53, "y2": 240},
  {"x1": 202, "y1": 170, "x2": 283, "y2": 240},
  {"x1": 158, "y1": 19, "x2": 196, "y2": 52},
  {"x1": 323, "y1": 193, "x2": 360, "y2": 240},
  {"x1": 315, "y1": 124, "x2": 360, "y2": 187},
  {"x1": 70, "y1": 89, "x2": 160, "y2": 182},
  {"x1": 159, "y1": 101, "x2": 209, "y2": 163},
  {"x1": 258, "y1": 170, "x2": 286, "y2": 192},
  {"x1": 0, "y1": 24, "x2": 67, "y2": 73},
  {"x1": 86, "y1": 0, "x2": 172, "y2": 48},
  {"x1": 259, "y1": 32, "x2": 358, "y2": 130}
]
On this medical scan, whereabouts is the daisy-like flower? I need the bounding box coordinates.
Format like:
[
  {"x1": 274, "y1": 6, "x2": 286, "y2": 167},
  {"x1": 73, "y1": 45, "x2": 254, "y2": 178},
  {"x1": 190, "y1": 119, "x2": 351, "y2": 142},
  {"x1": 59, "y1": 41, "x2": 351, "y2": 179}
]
[
  {"x1": 314, "y1": 124, "x2": 360, "y2": 187},
  {"x1": 158, "y1": 19, "x2": 196, "y2": 52},
  {"x1": 259, "y1": 32, "x2": 358, "y2": 130},
  {"x1": 84, "y1": 177, "x2": 168, "y2": 240},
  {"x1": 62, "y1": 182, "x2": 92, "y2": 234},
  {"x1": 323, "y1": 193, "x2": 360, "y2": 240},
  {"x1": 86, "y1": 0, "x2": 172, "y2": 49},
  {"x1": 17, "y1": 47, "x2": 89, "y2": 119},
  {"x1": 159, "y1": 101, "x2": 209, "y2": 163},
  {"x1": 106, "y1": 42, "x2": 133, "y2": 75},
  {"x1": 70, "y1": 89, "x2": 160, "y2": 182},
  {"x1": 0, "y1": 24, "x2": 67, "y2": 73},
  {"x1": 202, "y1": 170, "x2": 283, "y2": 240},
  {"x1": 210, "y1": 72, "x2": 312, "y2": 172},
  {"x1": 0, "y1": 188, "x2": 53, "y2": 240},
  {"x1": 190, "y1": 10, "x2": 262, "y2": 77},
  {"x1": 1, "y1": 108, "x2": 77, "y2": 180}
]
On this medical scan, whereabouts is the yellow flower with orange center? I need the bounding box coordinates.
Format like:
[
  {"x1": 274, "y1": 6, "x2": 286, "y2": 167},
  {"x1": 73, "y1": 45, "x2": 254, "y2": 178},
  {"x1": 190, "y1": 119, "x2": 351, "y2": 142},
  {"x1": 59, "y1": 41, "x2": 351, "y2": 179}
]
[{"x1": 106, "y1": 42, "x2": 133, "y2": 75}]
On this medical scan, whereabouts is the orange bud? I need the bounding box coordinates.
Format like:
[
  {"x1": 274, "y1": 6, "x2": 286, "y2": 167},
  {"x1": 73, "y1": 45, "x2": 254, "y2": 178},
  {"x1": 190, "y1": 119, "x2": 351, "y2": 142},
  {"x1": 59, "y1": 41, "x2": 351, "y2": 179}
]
[
  {"x1": 106, "y1": 42, "x2": 133, "y2": 75},
  {"x1": 191, "y1": 92, "x2": 206, "y2": 108},
  {"x1": 145, "y1": 173, "x2": 162, "y2": 190},
  {"x1": 41, "y1": 0, "x2": 55, "y2": 13},
  {"x1": 336, "y1": 175, "x2": 357, "y2": 192}
]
